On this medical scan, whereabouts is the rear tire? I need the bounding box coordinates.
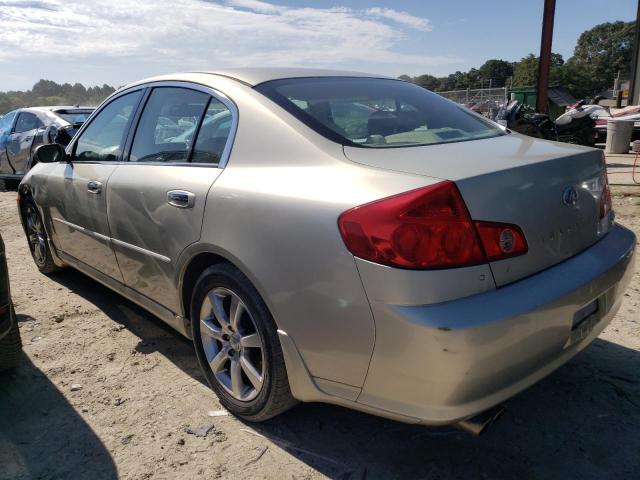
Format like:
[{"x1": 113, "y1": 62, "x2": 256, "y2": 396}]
[
  {"x1": 0, "y1": 307, "x2": 22, "y2": 371},
  {"x1": 191, "y1": 263, "x2": 296, "y2": 421},
  {"x1": 22, "y1": 198, "x2": 59, "y2": 274}
]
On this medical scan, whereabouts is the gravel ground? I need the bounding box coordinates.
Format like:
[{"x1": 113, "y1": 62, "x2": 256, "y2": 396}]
[{"x1": 0, "y1": 189, "x2": 639, "y2": 480}]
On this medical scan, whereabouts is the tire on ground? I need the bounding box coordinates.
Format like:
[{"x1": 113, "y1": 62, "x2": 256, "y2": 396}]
[{"x1": 190, "y1": 263, "x2": 296, "y2": 421}]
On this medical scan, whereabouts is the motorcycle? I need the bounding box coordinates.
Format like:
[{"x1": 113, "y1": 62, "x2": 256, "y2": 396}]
[{"x1": 495, "y1": 100, "x2": 598, "y2": 146}]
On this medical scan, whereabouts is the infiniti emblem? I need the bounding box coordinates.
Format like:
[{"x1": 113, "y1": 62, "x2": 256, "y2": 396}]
[{"x1": 562, "y1": 186, "x2": 578, "y2": 206}]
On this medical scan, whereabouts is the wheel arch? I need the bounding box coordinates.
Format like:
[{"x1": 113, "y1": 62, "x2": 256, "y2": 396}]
[{"x1": 177, "y1": 244, "x2": 281, "y2": 331}]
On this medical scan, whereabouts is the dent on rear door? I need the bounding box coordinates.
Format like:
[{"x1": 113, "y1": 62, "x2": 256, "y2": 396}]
[{"x1": 106, "y1": 165, "x2": 222, "y2": 313}]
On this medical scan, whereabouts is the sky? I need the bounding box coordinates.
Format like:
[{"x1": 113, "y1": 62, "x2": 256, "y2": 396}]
[{"x1": 0, "y1": 0, "x2": 637, "y2": 91}]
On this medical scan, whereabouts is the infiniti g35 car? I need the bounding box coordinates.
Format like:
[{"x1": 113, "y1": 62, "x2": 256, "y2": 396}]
[
  {"x1": 0, "y1": 106, "x2": 93, "y2": 183},
  {"x1": 18, "y1": 69, "x2": 635, "y2": 428}
]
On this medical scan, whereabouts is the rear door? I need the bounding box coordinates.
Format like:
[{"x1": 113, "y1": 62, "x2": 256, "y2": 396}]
[
  {"x1": 106, "y1": 83, "x2": 235, "y2": 312},
  {"x1": 6, "y1": 111, "x2": 43, "y2": 174},
  {"x1": 47, "y1": 89, "x2": 144, "y2": 280}
]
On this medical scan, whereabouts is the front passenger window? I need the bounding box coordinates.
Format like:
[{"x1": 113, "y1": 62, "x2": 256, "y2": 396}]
[
  {"x1": 14, "y1": 113, "x2": 42, "y2": 133},
  {"x1": 75, "y1": 90, "x2": 142, "y2": 162}
]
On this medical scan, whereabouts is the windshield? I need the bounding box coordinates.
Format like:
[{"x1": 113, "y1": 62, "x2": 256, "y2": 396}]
[
  {"x1": 255, "y1": 77, "x2": 504, "y2": 148},
  {"x1": 56, "y1": 110, "x2": 93, "y2": 124}
]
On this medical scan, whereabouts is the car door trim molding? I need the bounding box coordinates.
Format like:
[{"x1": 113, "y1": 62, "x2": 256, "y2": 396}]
[
  {"x1": 52, "y1": 217, "x2": 171, "y2": 263},
  {"x1": 110, "y1": 237, "x2": 171, "y2": 263},
  {"x1": 52, "y1": 217, "x2": 111, "y2": 243}
]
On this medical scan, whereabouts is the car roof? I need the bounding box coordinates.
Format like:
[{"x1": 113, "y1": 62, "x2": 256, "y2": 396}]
[
  {"x1": 131, "y1": 68, "x2": 391, "y2": 88},
  {"x1": 197, "y1": 68, "x2": 391, "y2": 86}
]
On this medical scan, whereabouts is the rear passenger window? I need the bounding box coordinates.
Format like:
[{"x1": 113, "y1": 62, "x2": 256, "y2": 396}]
[
  {"x1": 191, "y1": 99, "x2": 232, "y2": 165},
  {"x1": 130, "y1": 87, "x2": 208, "y2": 163}
]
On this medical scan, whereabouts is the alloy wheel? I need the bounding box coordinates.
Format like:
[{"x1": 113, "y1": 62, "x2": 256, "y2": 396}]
[
  {"x1": 26, "y1": 206, "x2": 46, "y2": 266},
  {"x1": 199, "y1": 287, "x2": 265, "y2": 402}
]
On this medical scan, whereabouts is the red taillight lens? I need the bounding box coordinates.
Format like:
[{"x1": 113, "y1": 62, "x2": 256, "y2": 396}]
[
  {"x1": 338, "y1": 181, "x2": 485, "y2": 269},
  {"x1": 474, "y1": 222, "x2": 528, "y2": 261},
  {"x1": 599, "y1": 168, "x2": 612, "y2": 219},
  {"x1": 339, "y1": 181, "x2": 529, "y2": 269}
]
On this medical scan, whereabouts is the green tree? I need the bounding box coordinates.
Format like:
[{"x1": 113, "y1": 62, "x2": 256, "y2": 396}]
[
  {"x1": 413, "y1": 74, "x2": 439, "y2": 90},
  {"x1": 569, "y1": 21, "x2": 635, "y2": 87},
  {"x1": 478, "y1": 59, "x2": 514, "y2": 86},
  {"x1": 0, "y1": 80, "x2": 115, "y2": 114},
  {"x1": 513, "y1": 53, "x2": 564, "y2": 87}
]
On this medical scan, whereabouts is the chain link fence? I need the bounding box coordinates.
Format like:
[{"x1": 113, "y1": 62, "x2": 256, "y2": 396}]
[{"x1": 436, "y1": 87, "x2": 509, "y2": 117}]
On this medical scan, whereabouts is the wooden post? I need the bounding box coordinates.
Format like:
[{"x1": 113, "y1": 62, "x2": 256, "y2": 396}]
[{"x1": 536, "y1": 0, "x2": 556, "y2": 113}]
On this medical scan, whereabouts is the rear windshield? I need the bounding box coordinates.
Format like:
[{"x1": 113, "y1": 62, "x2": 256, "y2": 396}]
[
  {"x1": 255, "y1": 77, "x2": 504, "y2": 148},
  {"x1": 55, "y1": 110, "x2": 93, "y2": 124}
]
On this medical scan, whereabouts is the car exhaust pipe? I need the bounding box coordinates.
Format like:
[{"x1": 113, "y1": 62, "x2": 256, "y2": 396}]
[{"x1": 456, "y1": 405, "x2": 505, "y2": 436}]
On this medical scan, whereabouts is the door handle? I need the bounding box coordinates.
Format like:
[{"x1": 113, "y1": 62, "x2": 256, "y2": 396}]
[
  {"x1": 167, "y1": 190, "x2": 195, "y2": 208},
  {"x1": 87, "y1": 180, "x2": 103, "y2": 194}
]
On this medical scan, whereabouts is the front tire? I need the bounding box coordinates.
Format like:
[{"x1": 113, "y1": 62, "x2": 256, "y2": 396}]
[
  {"x1": 0, "y1": 307, "x2": 22, "y2": 371},
  {"x1": 191, "y1": 263, "x2": 296, "y2": 421},
  {"x1": 22, "y1": 198, "x2": 59, "y2": 274}
]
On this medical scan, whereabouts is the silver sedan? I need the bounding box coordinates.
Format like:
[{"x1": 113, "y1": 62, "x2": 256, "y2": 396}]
[{"x1": 19, "y1": 69, "x2": 636, "y2": 432}]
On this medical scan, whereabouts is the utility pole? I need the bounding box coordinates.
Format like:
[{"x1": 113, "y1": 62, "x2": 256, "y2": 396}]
[
  {"x1": 536, "y1": 0, "x2": 556, "y2": 113},
  {"x1": 629, "y1": 0, "x2": 640, "y2": 105}
]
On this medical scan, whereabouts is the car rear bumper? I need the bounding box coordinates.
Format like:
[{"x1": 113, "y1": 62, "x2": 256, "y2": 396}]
[{"x1": 357, "y1": 224, "x2": 636, "y2": 425}]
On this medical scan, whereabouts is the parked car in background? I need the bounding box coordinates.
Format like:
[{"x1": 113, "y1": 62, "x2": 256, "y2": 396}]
[
  {"x1": 0, "y1": 106, "x2": 94, "y2": 183},
  {"x1": 20, "y1": 69, "x2": 635, "y2": 433},
  {"x1": 0, "y1": 232, "x2": 21, "y2": 371}
]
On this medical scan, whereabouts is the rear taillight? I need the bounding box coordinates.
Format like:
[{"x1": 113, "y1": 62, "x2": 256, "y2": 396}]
[
  {"x1": 599, "y1": 168, "x2": 612, "y2": 219},
  {"x1": 338, "y1": 181, "x2": 527, "y2": 269},
  {"x1": 474, "y1": 221, "x2": 528, "y2": 261}
]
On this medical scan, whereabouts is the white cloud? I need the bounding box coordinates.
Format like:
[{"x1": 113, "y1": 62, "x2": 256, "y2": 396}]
[
  {"x1": 226, "y1": 0, "x2": 282, "y2": 13},
  {"x1": 0, "y1": 1, "x2": 460, "y2": 88},
  {"x1": 365, "y1": 7, "x2": 432, "y2": 32}
]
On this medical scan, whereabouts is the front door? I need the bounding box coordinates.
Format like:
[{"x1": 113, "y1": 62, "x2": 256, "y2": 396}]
[
  {"x1": 0, "y1": 111, "x2": 17, "y2": 176},
  {"x1": 106, "y1": 85, "x2": 235, "y2": 313},
  {"x1": 48, "y1": 89, "x2": 144, "y2": 281},
  {"x1": 6, "y1": 112, "x2": 43, "y2": 174}
]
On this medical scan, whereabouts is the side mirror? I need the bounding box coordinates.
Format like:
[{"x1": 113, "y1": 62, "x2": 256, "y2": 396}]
[{"x1": 34, "y1": 143, "x2": 66, "y2": 164}]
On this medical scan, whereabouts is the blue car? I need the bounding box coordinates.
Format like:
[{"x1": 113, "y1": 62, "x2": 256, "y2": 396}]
[{"x1": 0, "y1": 106, "x2": 93, "y2": 184}]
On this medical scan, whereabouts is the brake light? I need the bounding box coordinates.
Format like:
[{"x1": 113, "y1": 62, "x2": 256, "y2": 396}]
[
  {"x1": 339, "y1": 181, "x2": 528, "y2": 269},
  {"x1": 599, "y1": 168, "x2": 612, "y2": 219}
]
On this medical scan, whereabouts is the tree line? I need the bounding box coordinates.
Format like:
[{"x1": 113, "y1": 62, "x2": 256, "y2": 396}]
[
  {"x1": 0, "y1": 79, "x2": 116, "y2": 114},
  {"x1": 400, "y1": 21, "x2": 635, "y2": 99}
]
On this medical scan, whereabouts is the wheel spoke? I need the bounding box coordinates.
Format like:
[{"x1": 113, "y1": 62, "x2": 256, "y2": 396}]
[
  {"x1": 210, "y1": 292, "x2": 230, "y2": 328},
  {"x1": 240, "y1": 354, "x2": 263, "y2": 390},
  {"x1": 230, "y1": 358, "x2": 243, "y2": 397},
  {"x1": 209, "y1": 349, "x2": 227, "y2": 373},
  {"x1": 229, "y1": 296, "x2": 244, "y2": 330},
  {"x1": 26, "y1": 216, "x2": 36, "y2": 233},
  {"x1": 200, "y1": 319, "x2": 224, "y2": 341},
  {"x1": 240, "y1": 333, "x2": 261, "y2": 349}
]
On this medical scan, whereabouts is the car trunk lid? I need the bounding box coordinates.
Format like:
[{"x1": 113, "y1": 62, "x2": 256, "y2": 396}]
[{"x1": 344, "y1": 133, "x2": 612, "y2": 286}]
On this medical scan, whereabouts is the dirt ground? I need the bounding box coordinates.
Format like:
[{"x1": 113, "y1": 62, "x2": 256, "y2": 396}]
[{"x1": 0, "y1": 186, "x2": 639, "y2": 480}]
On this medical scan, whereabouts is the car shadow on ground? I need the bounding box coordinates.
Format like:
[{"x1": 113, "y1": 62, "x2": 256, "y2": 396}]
[
  {"x1": 48, "y1": 268, "x2": 205, "y2": 385},
  {"x1": 47, "y1": 268, "x2": 640, "y2": 480},
  {"x1": 0, "y1": 355, "x2": 118, "y2": 480}
]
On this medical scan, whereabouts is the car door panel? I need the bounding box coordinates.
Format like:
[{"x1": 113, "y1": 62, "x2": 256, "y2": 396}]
[
  {"x1": 105, "y1": 85, "x2": 234, "y2": 312},
  {"x1": 8, "y1": 113, "x2": 42, "y2": 174},
  {"x1": 49, "y1": 162, "x2": 123, "y2": 281},
  {"x1": 107, "y1": 165, "x2": 222, "y2": 311},
  {"x1": 43, "y1": 89, "x2": 144, "y2": 282},
  {"x1": 0, "y1": 112, "x2": 17, "y2": 175}
]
